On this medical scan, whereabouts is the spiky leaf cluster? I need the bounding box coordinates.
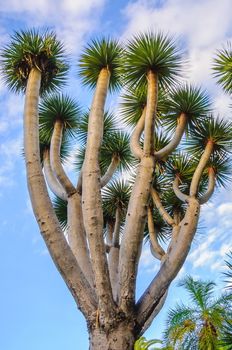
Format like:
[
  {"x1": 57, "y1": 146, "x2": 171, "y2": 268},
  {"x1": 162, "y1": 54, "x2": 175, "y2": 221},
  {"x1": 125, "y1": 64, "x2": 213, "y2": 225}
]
[
  {"x1": 78, "y1": 110, "x2": 118, "y2": 145},
  {"x1": 102, "y1": 180, "x2": 131, "y2": 219},
  {"x1": 162, "y1": 85, "x2": 211, "y2": 133},
  {"x1": 78, "y1": 38, "x2": 123, "y2": 91},
  {"x1": 120, "y1": 85, "x2": 167, "y2": 126},
  {"x1": 1, "y1": 29, "x2": 68, "y2": 94},
  {"x1": 123, "y1": 32, "x2": 182, "y2": 89},
  {"x1": 164, "y1": 276, "x2": 231, "y2": 350},
  {"x1": 213, "y1": 43, "x2": 232, "y2": 94},
  {"x1": 187, "y1": 116, "x2": 232, "y2": 157},
  {"x1": 39, "y1": 94, "x2": 81, "y2": 142},
  {"x1": 204, "y1": 154, "x2": 232, "y2": 188},
  {"x1": 53, "y1": 196, "x2": 68, "y2": 230}
]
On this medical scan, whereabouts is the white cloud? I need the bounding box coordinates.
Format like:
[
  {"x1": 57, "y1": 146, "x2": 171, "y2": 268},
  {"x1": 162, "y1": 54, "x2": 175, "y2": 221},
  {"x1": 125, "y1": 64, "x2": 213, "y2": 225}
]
[{"x1": 217, "y1": 202, "x2": 232, "y2": 216}]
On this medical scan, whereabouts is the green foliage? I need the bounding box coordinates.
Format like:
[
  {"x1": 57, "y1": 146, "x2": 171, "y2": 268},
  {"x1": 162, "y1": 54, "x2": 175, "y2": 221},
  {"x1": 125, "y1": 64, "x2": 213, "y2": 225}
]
[
  {"x1": 53, "y1": 196, "x2": 68, "y2": 230},
  {"x1": 78, "y1": 110, "x2": 118, "y2": 145},
  {"x1": 213, "y1": 43, "x2": 232, "y2": 94},
  {"x1": 134, "y1": 337, "x2": 162, "y2": 350},
  {"x1": 39, "y1": 94, "x2": 81, "y2": 142},
  {"x1": 162, "y1": 84, "x2": 211, "y2": 133},
  {"x1": 186, "y1": 116, "x2": 232, "y2": 157},
  {"x1": 164, "y1": 276, "x2": 231, "y2": 350},
  {"x1": 0, "y1": 29, "x2": 68, "y2": 94},
  {"x1": 123, "y1": 32, "x2": 183, "y2": 89},
  {"x1": 102, "y1": 179, "x2": 131, "y2": 219},
  {"x1": 78, "y1": 37, "x2": 123, "y2": 91}
]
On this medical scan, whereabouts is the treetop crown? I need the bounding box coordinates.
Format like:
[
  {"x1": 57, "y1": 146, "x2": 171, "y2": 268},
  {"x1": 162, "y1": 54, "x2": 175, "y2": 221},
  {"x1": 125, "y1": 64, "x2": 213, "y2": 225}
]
[{"x1": 1, "y1": 29, "x2": 68, "y2": 95}]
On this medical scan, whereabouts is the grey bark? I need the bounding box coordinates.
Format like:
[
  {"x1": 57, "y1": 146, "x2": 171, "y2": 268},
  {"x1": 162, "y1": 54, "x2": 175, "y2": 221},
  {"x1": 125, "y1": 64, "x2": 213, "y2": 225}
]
[
  {"x1": 154, "y1": 113, "x2": 187, "y2": 160},
  {"x1": 24, "y1": 68, "x2": 97, "y2": 319},
  {"x1": 82, "y1": 67, "x2": 115, "y2": 321},
  {"x1": 136, "y1": 197, "x2": 200, "y2": 329},
  {"x1": 43, "y1": 149, "x2": 67, "y2": 201},
  {"x1": 119, "y1": 72, "x2": 158, "y2": 314}
]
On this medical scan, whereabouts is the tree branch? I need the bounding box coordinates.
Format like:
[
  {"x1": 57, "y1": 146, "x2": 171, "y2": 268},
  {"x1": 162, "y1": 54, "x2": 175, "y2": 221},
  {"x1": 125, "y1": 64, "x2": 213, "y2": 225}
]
[
  {"x1": 136, "y1": 197, "x2": 200, "y2": 326},
  {"x1": 199, "y1": 167, "x2": 215, "y2": 204},
  {"x1": 24, "y1": 68, "x2": 97, "y2": 320},
  {"x1": 151, "y1": 187, "x2": 175, "y2": 226},
  {"x1": 50, "y1": 120, "x2": 76, "y2": 197},
  {"x1": 82, "y1": 68, "x2": 115, "y2": 319},
  {"x1": 147, "y1": 206, "x2": 165, "y2": 260},
  {"x1": 43, "y1": 149, "x2": 67, "y2": 201},
  {"x1": 173, "y1": 177, "x2": 189, "y2": 202},
  {"x1": 130, "y1": 108, "x2": 146, "y2": 159},
  {"x1": 190, "y1": 140, "x2": 214, "y2": 196},
  {"x1": 101, "y1": 155, "x2": 120, "y2": 188},
  {"x1": 154, "y1": 113, "x2": 187, "y2": 160},
  {"x1": 119, "y1": 72, "x2": 158, "y2": 314},
  {"x1": 67, "y1": 192, "x2": 94, "y2": 287}
]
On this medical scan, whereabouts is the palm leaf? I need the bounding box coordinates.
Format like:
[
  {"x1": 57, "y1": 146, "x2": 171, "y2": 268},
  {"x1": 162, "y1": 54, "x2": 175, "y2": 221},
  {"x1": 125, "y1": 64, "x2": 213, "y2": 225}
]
[
  {"x1": 213, "y1": 42, "x2": 232, "y2": 94},
  {"x1": 123, "y1": 31, "x2": 183, "y2": 89},
  {"x1": 78, "y1": 37, "x2": 123, "y2": 91},
  {"x1": 39, "y1": 94, "x2": 81, "y2": 142},
  {"x1": 53, "y1": 196, "x2": 68, "y2": 230},
  {"x1": 1, "y1": 29, "x2": 68, "y2": 94}
]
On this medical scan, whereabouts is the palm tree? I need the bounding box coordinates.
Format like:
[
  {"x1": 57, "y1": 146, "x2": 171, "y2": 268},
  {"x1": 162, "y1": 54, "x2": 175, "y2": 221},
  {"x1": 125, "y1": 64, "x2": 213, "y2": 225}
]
[
  {"x1": 2, "y1": 29, "x2": 232, "y2": 350},
  {"x1": 213, "y1": 43, "x2": 232, "y2": 94},
  {"x1": 164, "y1": 276, "x2": 231, "y2": 350}
]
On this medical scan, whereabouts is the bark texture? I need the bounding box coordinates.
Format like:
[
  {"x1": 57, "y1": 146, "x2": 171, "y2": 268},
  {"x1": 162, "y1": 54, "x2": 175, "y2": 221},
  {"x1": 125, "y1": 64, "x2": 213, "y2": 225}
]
[
  {"x1": 89, "y1": 323, "x2": 135, "y2": 350},
  {"x1": 24, "y1": 68, "x2": 97, "y2": 319}
]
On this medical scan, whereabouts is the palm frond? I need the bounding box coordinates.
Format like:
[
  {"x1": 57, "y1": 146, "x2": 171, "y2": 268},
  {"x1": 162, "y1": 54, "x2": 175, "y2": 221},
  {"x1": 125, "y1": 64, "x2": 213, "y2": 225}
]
[
  {"x1": 78, "y1": 110, "x2": 118, "y2": 145},
  {"x1": 53, "y1": 196, "x2": 68, "y2": 230},
  {"x1": 162, "y1": 85, "x2": 211, "y2": 133},
  {"x1": 102, "y1": 179, "x2": 131, "y2": 218},
  {"x1": 39, "y1": 94, "x2": 81, "y2": 142},
  {"x1": 186, "y1": 116, "x2": 232, "y2": 157},
  {"x1": 1, "y1": 29, "x2": 68, "y2": 94},
  {"x1": 78, "y1": 37, "x2": 123, "y2": 91},
  {"x1": 205, "y1": 154, "x2": 232, "y2": 188},
  {"x1": 123, "y1": 31, "x2": 183, "y2": 89},
  {"x1": 178, "y1": 276, "x2": 216, "y2": 310},
  {"x1": 213, "y1": 42, "x2": 232, "y2": 94},
  {"x1": 101, "y1": 131, "x2": 137, "y2": 172}
]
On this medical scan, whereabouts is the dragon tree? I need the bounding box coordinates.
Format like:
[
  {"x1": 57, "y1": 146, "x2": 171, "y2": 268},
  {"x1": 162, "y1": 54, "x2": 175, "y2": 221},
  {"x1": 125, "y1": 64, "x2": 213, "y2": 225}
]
[{"x1": 1, "y1": 30, "x2": 232, "y2": 349}]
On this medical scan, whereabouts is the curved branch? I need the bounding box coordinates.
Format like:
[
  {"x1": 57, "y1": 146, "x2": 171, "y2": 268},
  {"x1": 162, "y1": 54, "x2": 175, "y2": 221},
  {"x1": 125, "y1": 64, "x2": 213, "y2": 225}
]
[
  {"x1": 199, "y1": 168, "x2": 215, "y2": 204},
  {"x1": 24, "y1": 68, "x2": 97, "y2": 319},
  {"x1": 151, "y1": 187, "x2": 175, "y2": 226},
  {"x1": 43, "y1": 149, "x2": 67, "y2": 201},
  {"x1": 67, "y1": 193, "x2": 94, "y2": 287},
  {"x1": 130, "y1": 108, "x2": 146, "y2": 159},
  {"x1": 154, "y1": 113, "x2": 187, "y2": 160},
  {"x1": 50, "y1": 120, "x2": 76, "y2": 197},
  {"x1": 136, "y1": 197, "x2": 200, "y2": 327},
  {"x1": 101, "y1": 155, "x2": 120, "y2": 188},
  {"x1": 148, "y1": 206, "x2": 165, "y2": 260},
  {"x1": 173, "y1": 177, "x2": 189, "y2": 202},
  {"x1": 137, "y1": 290, "x2": 168, "y2": 336},
  {"x1": 190, "y1": 140, "x2": 214, "y2": 196}
]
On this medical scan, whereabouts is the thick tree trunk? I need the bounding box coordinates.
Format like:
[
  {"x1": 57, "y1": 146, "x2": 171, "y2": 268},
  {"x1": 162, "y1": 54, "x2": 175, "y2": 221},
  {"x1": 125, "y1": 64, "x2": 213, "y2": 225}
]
[{"x1": 89, "y1": 323, "x2": 135, "y2": 350}]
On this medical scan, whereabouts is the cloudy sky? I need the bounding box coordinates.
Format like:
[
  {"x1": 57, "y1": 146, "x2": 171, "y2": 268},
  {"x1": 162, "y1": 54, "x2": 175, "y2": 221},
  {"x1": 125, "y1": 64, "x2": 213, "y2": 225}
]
[{"x1": 0, "y1": 0, "x2": 232, "y2": 349}]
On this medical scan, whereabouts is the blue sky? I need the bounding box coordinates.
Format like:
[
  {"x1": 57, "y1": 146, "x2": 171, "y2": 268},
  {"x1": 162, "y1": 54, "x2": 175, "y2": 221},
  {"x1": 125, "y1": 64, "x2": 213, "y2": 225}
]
[{"x1": 0, "y1": 0, "x2": 232, "y2": 349}]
